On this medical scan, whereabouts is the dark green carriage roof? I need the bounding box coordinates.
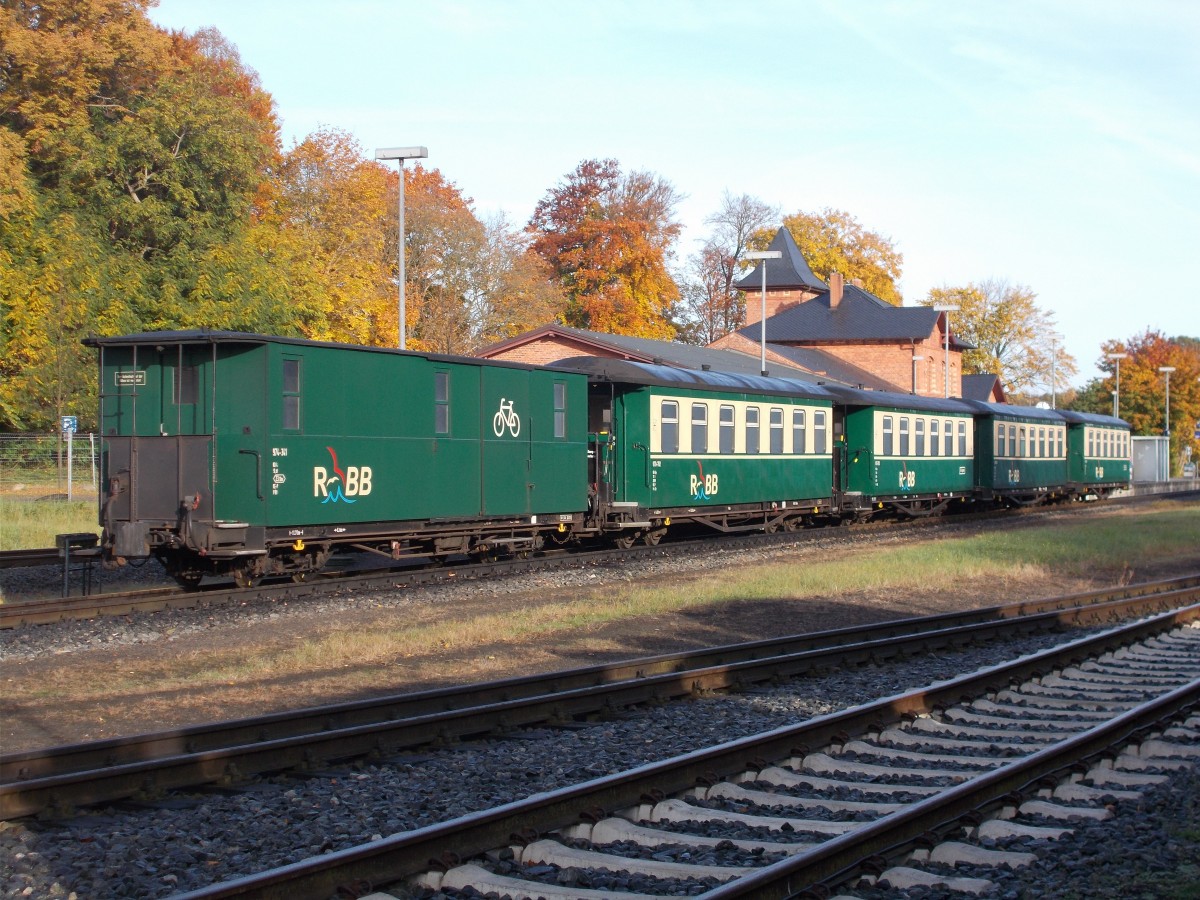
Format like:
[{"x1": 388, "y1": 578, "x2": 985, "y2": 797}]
[
  {"x1": 552, "y1": 356, "x2": 842, "y2": 402},
  {"x1": 822, "y1": 385, "x2": 977, "y2": 416},
  {"x1": 1055, "y1": 409, "x2": 1131, "y2": 428},
  {"x1": 84, "y1": 329, "x2": 579, "y2": 376}
]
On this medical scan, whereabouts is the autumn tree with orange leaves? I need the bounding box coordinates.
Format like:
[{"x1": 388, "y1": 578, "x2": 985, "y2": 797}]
[
  {"x1": 1070, "y1": 330, "x2": 1200, "y2": 475},
  {"x1": 528, "y1": 159, "x2": 682, "y2": 339}
]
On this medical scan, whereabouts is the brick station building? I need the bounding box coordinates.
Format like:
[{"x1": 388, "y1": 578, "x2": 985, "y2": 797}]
[{"x1": 479, "y1": 227, "x2": 1004, "y2": 403}]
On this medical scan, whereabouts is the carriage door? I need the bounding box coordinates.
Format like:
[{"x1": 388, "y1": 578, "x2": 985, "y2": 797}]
[
  {"x1": 480, "y1": 367, "x2": 532, "y2": 515},
  {"x1": 587, "y1": 385, "x2": 615, "y2": 509},
  {"x1": 832, "y1": 407, "x2": 847, "y2": 493}
]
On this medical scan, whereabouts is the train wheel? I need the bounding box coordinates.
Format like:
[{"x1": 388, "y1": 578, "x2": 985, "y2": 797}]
[
  {"x1": 642, "y1": 529, "x2": 664, "y2": 547},
  {"x1": 783, "y1": 517, "x2": 802, "y2": 532},
  {"x1": 291, "y1": 572, "x2": 309, "y2": 583},
  {"x1": 176, "y1": 572, "x2": 204, "y2": 592},
  {"x1": 612, "y1": 533, "x2": 637, "y2": 550}
]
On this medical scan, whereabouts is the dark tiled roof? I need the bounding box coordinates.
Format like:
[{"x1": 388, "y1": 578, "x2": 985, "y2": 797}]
[
  {"x1": 551, "y1": 357, "x2": 843, "y2": 401},
  {"x1": 492, "y1": 324, "x2": 859, "y2": 385},
  {"x1": 961, "y1": 373, "x2": 1003, "y2": 403},
  {"x1": 738, "y1": 284, "x2": 940, "y2": 343},
  {"x1": 733, "y1": 227, "x2": 828, "y2": 293}
]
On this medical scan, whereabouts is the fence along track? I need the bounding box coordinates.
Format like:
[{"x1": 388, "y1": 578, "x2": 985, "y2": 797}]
[{"x1": 3, "y1": 576, "x2": 1198, "y2": 820}]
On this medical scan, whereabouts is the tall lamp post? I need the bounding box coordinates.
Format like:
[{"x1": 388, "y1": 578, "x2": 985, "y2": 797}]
[
  {"x1": 745, "y1": 250, "x2": 781, "y2": 376},
  {"x1": 1159, "y1": 366, "x2": 1175, "y2": 436},
  {"x1": 932, "y1": 303, "x2": 959, "y2": 398},
  {"x1": 1107, "y1": 352, "x2": 1128, "y2": 418},
  {"x1": 374, "y1": 145, "x2": 428, "y2": 350}
]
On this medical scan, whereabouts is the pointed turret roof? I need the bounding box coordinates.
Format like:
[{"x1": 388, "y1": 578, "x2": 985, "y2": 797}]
[{"x1": 734, "y1": 227, "x2": 828, "y2": 293}]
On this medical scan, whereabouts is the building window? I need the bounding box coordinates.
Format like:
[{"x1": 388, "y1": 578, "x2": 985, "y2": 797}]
[
  {"x1": 691, "y1": 403, "x2": 708, "y2": 454},
  {"x1": 793, "y1": 409, "x2": 807, "y2": 455},
  {"x1": 770, "y1": 407, "x2": 784, "y2": 454},
  {"x1": 899, "y1": 417, "x2": 910, "y2": 456},
  {"x1": 814, "y1": 410, "x2": 827, "y2": 454},
  {"x1": 661, "y1": 401, "x2": 678, "y2": 453},
  {"x1": 745, "y1": 407, "x2": 760, "y2": 454},
  {"x1": 282, "y1": 358, "x2": 301, "y2": 431},
  {"x1": 719, "y1": 405, "x2": 735, "y2": 454},
  {"x1": 915, "y1": 419, "x2": 926, "y2": 456},
  {"x1": 553, "y1": 381, "x2": 566, "y2": 439},
  {"x1": 882, "y1": 415, "x2": 893, "y2": 456}
]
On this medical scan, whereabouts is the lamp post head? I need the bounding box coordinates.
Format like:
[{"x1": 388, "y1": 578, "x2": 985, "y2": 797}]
[
  {"x1": 1106, "y1": 352, "x2": 1128, "y2": 360},
  {"x1": 1159, "y1": 366, "x2": 1176, "y2": 374},
  {"x1": 932, "y1": 303, "x2": 959, "y2": 312},
  {"x1": 375, "y1": 147, "x2": 428, "y2": 161}
]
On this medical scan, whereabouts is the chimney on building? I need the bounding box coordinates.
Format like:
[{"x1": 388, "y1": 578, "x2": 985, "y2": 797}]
[
  {"x1": 829, "y1": 272, "x2": 844, "y2": 308},
  {"x1": 850, "y1": 277, "x2": 864, "y2": 288}
]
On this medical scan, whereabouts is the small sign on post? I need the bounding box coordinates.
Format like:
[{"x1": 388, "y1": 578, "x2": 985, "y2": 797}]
[{"x1": 60, "y1": 416, "x2": 77, "y2": 500}]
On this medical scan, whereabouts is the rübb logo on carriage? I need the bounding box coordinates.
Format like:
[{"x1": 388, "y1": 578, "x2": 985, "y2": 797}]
[{"x1": 313, "y1": 445, "x2": 372, "y2": 503}]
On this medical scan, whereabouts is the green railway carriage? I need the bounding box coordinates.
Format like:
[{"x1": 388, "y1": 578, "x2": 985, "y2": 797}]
[
  {"x1": 555, "y1": 358, "x2": 843, "y2": 541},
  {"x1": 1058, "y1": 410, "x2": 1132, "y2": 498},
  {"x1": 86, "y1": 331, "x2": 589, "y2": 586},
  {"x1": 831, "y1": 389, "x2": 977, "y2": 518},
  {"x1": 967, "y1": 401, "x2": 1070, "y2": 504}
]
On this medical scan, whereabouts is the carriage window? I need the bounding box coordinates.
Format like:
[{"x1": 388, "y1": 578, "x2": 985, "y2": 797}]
[
  {"x1": 958, "y1": 420, "x2": 967, "y2": 457},
  {"x1": 930, "y1": 419, "x2": 940, "y2": 456},
  {"x1": 996, "y1": 424, "x2": 1006, "y2": 457},
  {"x1": 745, "y1": 407, "x2": 760, "y2": 454},
  {"x1": 946, "y1": 420, "x2": 955, "y2": 456},
  {"x1": 915, "y1": 419, "x2": 926, "y2": 456},
  {"x1": 882, "y1": 416, "x2": 893, "y2": 456},
  {"x1": 793, "y1": 409, "x2": 807, "y2": 455},
  {"x1": 719, "y1": 405, "x2": 735, "y2": 454},
  {"x1": 1087, "y1": 430, "x2": 1094, "y2": 457},
  {"x1": 770, "y1": 408, "x2": 784, "y2": 454},
  {"x1": 282, "y1": 358, "x2": 301, "y2": 430},
  {"x1": 660, "y1": 401, "x2": 678, "y2": 453},
  {"x1": 553, "y1": 381, "x2": 566, "y2": 439},
  {"x1": 691, "y1": 403, "x2": 708, "y2": 454},
  {"x1": 814, "y1": 410, "x2": 828, "y2": 454},
  {"x1": 1039, "y1": 427, "x2": 1046, "y2": 458},
  {"x1": 899, "y1": 418, "x2": 910, "y2": 456},
  {"x1": 175, "y1": 364, "x2": 199, "y2": 405},
  {"x1": 1058, "y1": 429, "x2": 1065, "y2": 458},
  {"x1": 434, "y1": 371, "x2": 450, "y2": 435}
]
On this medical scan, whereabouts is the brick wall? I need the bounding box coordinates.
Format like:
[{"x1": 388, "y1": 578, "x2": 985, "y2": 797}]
[
  {"x1": 742, "y1": 287, "x2": 820, "y2": 326},
  {"x1": 482, "y1": 336, "x2": 627, "y2": 366}
]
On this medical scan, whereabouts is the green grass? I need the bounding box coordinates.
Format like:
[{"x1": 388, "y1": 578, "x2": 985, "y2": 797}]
[
  {"x1": 0, "y1": 496, "x2": 99, "y2": 549},
  {"x1": 166, "y1": 505, "x2": 1200, "y2": 688}
]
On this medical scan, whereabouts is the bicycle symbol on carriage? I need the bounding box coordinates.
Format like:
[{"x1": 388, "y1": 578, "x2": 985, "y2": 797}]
[{"x1": 492, "y1": 398, "x2": 521, "y2": 437}]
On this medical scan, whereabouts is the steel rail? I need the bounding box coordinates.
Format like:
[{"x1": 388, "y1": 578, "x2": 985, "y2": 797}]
[
  {"x1": 0, "y1": 496, "x2": 1159, "y2": 629},
  {"x1": 0, "y1": 547, "x2": 62, "y2": 569},
  {"x1": 4, "y1": 579, "x2": 1198, "y2": 820},
  {"x1": 4, "y1": 573, "x2": 1197, "y2": 787},
  {"x1": 168, "y1": 601, "x2": 1200, "y2": 900}
]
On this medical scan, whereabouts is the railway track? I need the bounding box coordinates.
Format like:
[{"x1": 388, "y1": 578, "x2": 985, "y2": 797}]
[
  {"x1": 0, "y1": 495, "x2": 1180, "y2": 629},
  {"x1": 171, "y1": 599, "x2": 1200, "y2": 900},
  {"x1": 3, "y1": 574, "x2": 1198, "y2": 821}
]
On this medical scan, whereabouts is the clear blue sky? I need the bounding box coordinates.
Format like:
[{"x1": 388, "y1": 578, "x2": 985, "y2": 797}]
[{"x1": 149, "y1": 0, "x2": 1199, "y2": 385}]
